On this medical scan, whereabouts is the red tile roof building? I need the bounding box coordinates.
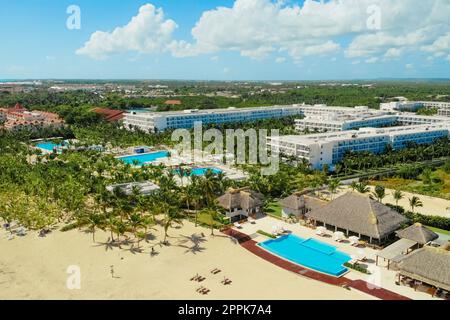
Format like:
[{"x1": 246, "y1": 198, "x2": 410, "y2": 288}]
[
  {"x1": 164, "y1": 100, "x2": 182, "y2": 106},
  {"x1": 0, "y1": 104, "x2": 65, "y2": 131},
  {"x1": 92, "y1": 108, "x2": 125, "y2": 122}
]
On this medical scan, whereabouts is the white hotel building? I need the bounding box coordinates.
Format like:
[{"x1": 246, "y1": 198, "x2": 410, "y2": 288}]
[
  {"x1": 381, "y1": 101, "x2": 450, "y2": 115},
  {"x1": 268, "y1": 124, "x2": 450, "y2": 170},
  {"x1": 124, "y1": 105, "x2": 305, "y2": 132}
]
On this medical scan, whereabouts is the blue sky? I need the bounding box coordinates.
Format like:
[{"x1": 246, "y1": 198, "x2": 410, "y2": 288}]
[{"x1": 0, "y1": 0, "x2": 449, "y2": 80}]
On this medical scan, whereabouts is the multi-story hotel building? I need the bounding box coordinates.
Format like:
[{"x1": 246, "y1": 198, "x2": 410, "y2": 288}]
[
  {"x1": 124, "y1": 105, "x2": 305, "y2": 132},
  {"x1": 295, "y1": 114, "x2": 398, "y2": 132},
  {"x1": 0, "y1": 103, "x2": 64, "y2": 131},
  {"x1": 268, "y1": 124, "x2": 450, "y2": 170},
  {"x1": 380, "y1": 101, "x2": 450, "y2": 114}
]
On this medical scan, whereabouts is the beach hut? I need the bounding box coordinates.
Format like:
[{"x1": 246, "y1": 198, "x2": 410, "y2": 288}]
[
  {"x1": 217, "y1": 187, "x2": 264, "y2": 222},
  {"x1": 306, "y1": 192, "x2": 408, "y2": 245},
  {"x1": 396, "y1": 223, "x2": 439, "y2": 246},
  {"x1": 396, "y1": 245, "x2": 450, "y2": 296},
  {"x1": 280, "y1": 190, "x2": 325, "y2": 219}
]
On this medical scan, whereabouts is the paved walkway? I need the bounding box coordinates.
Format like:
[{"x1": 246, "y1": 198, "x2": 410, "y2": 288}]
[{"x1": 223, "y1": 229, "x2": 410, "y2": 301}]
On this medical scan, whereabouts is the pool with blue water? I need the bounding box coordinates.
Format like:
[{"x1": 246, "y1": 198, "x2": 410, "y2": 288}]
[
  {"x1": 117, "y1": 151, "x2": 169, "y2": 165},
  {"x1": 259, "y1": 234, "x2": 351, "y2": 277}
]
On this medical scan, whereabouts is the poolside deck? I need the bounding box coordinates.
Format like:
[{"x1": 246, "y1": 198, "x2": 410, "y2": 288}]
[{"x1": 223, "y1": 228, "x2": 410, "y2": 300}]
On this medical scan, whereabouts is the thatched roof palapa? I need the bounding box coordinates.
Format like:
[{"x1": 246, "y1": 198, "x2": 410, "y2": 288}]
[
  {"x1": 306, "y1": 192, "x2": 408, "y2": 240},
  {"x1": 280, "y1": 190, "x2": 326, "y2": 212},
  {"x1": 397, "y1": 246, "x2": 450, "y2": 291},
  {"x1": 396, "y1": 223, "x2": 439, "y2": 245},
  {"x1": 217, "y1": 187, "x2": 264, "y2": 211}
]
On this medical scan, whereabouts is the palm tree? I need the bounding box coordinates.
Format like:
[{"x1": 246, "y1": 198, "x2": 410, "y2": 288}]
[
  {"x1": 355, "y1": 182, "x2": 370, "y2": 194},
  {"x1": 84, "y1": 211, "x2": 105, "y2": 243},
  {"x1": 393, "y1": 190, "x2": 404, "y2": 207},
  {"x1": 327, "y1": 178, "x2": 341, "y2": 200},
  {"x1": 421, "y1": 168, "x2": 433, "y2": 185},
  {"x1": 371, "y1": 185, "x2": 386, "y2": 203},
  {"x1": 162, "y1": 206, "x2": 184, "y2": 244},
  {"x1": 201, "y1": 205, "x2": 221, "y2": 236},
  {"x1": 409, "y1": 196, "x2": 423, "y2": 213}
]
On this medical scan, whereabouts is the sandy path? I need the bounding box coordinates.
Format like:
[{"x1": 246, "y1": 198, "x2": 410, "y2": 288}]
[{"x1": 0, "y1": 222, "x2": 370, "y2": 300}]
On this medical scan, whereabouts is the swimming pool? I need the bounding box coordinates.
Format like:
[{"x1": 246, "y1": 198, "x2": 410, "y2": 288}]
[
  {"x1": 174, "y1": 167, "x2": 223, "y2": 176},
  {"x1": 36, "y1": 141, "x2": 67, "y2": 152},
  {"x1": 117, "y1": 151, "x2": 169, "y2": 165},
  {"x1": 36, "y1": 142, "x2": 59, "y2": 151},
  {"x1": 259, "y1": 234, "x2": 351, "y2": 277}
]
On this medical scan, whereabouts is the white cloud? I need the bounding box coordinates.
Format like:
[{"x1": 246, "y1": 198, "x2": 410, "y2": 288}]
[
  {"x1": 275, "y1": 57, "x2": 286, "y2": 63},
  {"x1": 384, "y1": 48, "x2": 402, "y2": 59},
  {"x1": 405, "y1": 63, "x2": 414, "y2": 70},
  {"x1": 76, "y1": 0, "x2": 450, "y2": 64},
  {"x1": 76, "y1": 4, "x2": 177, "y2": 59},
  {"x1": 181, "y1": 0, "x2": 449, "y2": 62},
  {"x1": 421, "y1": 33, "x2": 450, "y2": 58}
]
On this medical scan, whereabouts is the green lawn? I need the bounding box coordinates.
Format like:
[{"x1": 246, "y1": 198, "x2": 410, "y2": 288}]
[
  {"x1": 193, "y1": 212, "x2": 225, "y2": 228},
  {"x1": 266, "y1": 201, "x2": 283, "y2": 218},
  {"x1": 427, "y1": 226, "x2": 450, "y2": 236}
]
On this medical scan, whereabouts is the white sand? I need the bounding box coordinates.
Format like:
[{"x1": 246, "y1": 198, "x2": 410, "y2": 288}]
[{"x1": 0, "y1": 221, "x2": 370, "y2": 300}]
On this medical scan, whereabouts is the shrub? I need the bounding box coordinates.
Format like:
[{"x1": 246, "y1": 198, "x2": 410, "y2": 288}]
[
  {"x1": 257, "y1": 230, "x2": 277, "y2": 239},
  {"x1": 344, "y1": 262, "x2": 371, "y2": 275},
  {"x1": 60, "y1": 222, "x2": 80, "y2": 232},
  {"x1": 386, "y1": 203, "x2": 450, "y2": 231}
]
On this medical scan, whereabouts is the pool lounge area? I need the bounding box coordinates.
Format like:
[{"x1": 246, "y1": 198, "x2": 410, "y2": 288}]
[
  {"x1": 259, "y1": 234, "x2": 351, "y2": 277},
  {"x1": 117, "y1": 151, "x2": 170, "y2": 166}
]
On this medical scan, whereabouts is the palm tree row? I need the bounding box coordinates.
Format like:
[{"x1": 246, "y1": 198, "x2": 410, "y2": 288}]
[{"x1": 337, "y1": 138, "x2": 450, "y2": 175}]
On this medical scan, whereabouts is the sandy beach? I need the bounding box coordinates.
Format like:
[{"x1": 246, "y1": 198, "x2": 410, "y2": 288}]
[{"x1": 0, "y1": 221, "x2": 371, "y2": 300}]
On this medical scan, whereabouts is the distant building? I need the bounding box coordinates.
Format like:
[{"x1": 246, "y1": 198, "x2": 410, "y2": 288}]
[
  {"x1": 124, "y1": 105, "x2": 305, "y2": 132},
  {"x1": 0, "y1": 103, "x2": 64, "y2": 131},
  {"x1": 164, "y1": 100, "x2": 182, "y2": 106},
  {"x1": 92, "y1": 108, "x2": 124, "y2": 122},
  {"x1": 268, "y1": 124, "x2": 450, "y2": 170},
  {"x1": 380, "y1": 100, "x2": 450, "y2": 115},
  {"x1": 106, "y1": 181, "x2": 160, "y2": 196}
]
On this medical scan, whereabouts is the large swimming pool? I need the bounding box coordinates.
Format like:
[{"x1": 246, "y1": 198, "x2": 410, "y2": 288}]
[
  {"x1": 174, "y1": 167, "x2": 223, "y2": 176},
  {"x1": 117, "y1": 151, "x2": 169, "y2": 165},
  {"x1": 259, "y1": 234, "x2": 351, "y2": 277}
]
